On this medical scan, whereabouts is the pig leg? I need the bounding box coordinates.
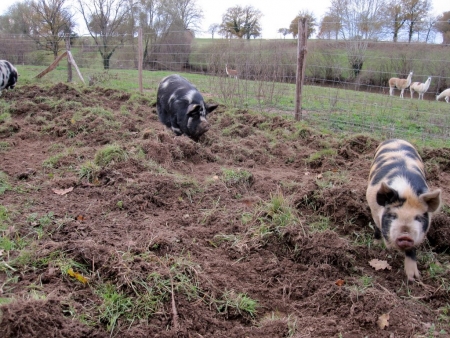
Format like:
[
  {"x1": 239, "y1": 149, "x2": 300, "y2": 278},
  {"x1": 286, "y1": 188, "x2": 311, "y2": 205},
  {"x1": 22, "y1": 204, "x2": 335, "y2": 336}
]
[
  {"x1": 170, "y1": 115, "x2": 182, "y2": 136},
  {"x1": 404, "y1": 249, "x2": 420, "y2": 281},
  {"x1": 374, "y1": 226, "x2": 382, "y2": 240}
]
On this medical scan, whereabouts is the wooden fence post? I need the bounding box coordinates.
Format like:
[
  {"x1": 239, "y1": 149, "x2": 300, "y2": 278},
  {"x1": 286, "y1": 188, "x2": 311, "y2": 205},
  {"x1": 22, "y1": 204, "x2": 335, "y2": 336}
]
[
  {"x1": 294, "y1": 18, "x2": 308, "y2": 121},
  {"x1": 138, "y1": 27, "x2": 143, "y2": 94},
  {"x1": 66, "y1": 34, "x2": 72, "y2": 83}
]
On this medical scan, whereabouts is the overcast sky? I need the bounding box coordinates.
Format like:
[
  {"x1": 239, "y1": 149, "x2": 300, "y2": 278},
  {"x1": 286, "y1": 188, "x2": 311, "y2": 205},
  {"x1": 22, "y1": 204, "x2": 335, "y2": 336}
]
[{"x1": 0, "y1": 0, "x2": 448, "y2": 39}]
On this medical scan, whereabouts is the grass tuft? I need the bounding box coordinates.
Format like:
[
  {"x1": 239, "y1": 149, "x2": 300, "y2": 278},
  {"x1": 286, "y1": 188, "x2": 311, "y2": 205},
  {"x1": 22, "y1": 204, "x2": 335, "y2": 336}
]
[{"x1": 94, "y1": 144, "x2": 128, "y2": 167}]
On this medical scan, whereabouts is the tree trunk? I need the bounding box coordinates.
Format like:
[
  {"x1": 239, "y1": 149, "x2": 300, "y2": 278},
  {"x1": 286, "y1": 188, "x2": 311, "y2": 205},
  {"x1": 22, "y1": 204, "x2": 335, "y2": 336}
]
[{"x1": 103, "y1": 57, "x2": 110, "y2": 70}]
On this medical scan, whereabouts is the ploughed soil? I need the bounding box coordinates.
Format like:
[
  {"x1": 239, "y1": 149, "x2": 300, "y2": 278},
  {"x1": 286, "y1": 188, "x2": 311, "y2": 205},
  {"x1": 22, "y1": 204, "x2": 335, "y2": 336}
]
[{"x1": 1, "y1": 83, "x2": 450, "y2": 338}]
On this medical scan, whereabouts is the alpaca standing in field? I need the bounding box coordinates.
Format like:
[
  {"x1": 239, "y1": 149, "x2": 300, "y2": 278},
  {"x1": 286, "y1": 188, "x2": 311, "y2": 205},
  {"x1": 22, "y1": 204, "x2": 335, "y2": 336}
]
[
  {"x1": 225, "y1": 64, "x2": 238, "y2": 79},
  {"x1": 410, "y1": 76, "x2": 432, "y2": 100},
  {"x1": 389, "y1": 71, "x2": 413, "y2": 98},
  {"x1": 436, "y1": 88, "x2": 450, "y2": 103}
]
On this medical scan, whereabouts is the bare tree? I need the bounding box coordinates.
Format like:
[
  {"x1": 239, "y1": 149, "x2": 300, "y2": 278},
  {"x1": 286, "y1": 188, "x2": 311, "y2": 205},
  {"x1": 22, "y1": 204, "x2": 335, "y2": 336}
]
[
  {"x1": 77, "y1": 0, "x2": 133, "y2": 69},
  {"x1": 421, "y1": 15, "x2": 437, "y2": 43},
  {"x1": 403, "y1": 0, "x2": 431, "y2": 43},
  {"x1": 289, "y1": 10, "x2": 317, "y2": 39},
  {"x1": 27, "y1": 0, "x2": 76, "y2": 59},
  {"x1": 326, "y1": 0, "x2": 386, "y2": 77},
  {"x1": 435, "y1": 11, "x2": 450, "y2": 44},
  {"x1": 208, "y1": 23, "x2": 220, "y2": 39},
  {"x1": 132, "y1": 0, "x2": 201, "y2": 70},
  {"x1": 0, "y1": 1, "x2": 35, "y2": 63},
  {"x1": 221, "y1": 5, "x2": 263, "y2": 39},
  {"x1": 382, "y1": 0, "x2": 407, "y2": 42},
  {"x1": 278, "y1": 28, "x2": 290, "y2": 39},
  {"x1": 329, "y1": 0, "x2": 385, "y2": 40},
  {"x1": 317, "y1": 15, "x2": 341, "y2": 39},
  {"x1": 0, "y1": 1, "x2": 34, "y2": 35},
  {"x1": 159, "y1": 0, "x2": 203, "y2": 31}
]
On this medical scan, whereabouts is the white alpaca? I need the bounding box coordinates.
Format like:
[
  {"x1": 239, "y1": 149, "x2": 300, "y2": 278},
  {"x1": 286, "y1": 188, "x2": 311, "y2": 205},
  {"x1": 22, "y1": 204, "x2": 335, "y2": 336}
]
[
  {"x1": 410, "y1": 76, "x2": 431, "y2": 100},
  {"x1": 225, "y1": 64, "x2": 238, "y2": 79},
  {"x1": 389, "y1": 71, "x2": 413, "y2": 98},
  {"x1": 436, "y1": 88, "x2": 450, "y2": 103}
]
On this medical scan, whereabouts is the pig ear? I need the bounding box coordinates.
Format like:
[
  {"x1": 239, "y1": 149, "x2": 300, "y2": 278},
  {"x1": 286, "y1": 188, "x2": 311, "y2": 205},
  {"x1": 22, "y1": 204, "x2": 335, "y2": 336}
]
[
  {"x1": 376, "y1": 182, "x2": 399, "y2": 206},
  {"x1": 206, "y1": 104, "x2": 219, "y2": 115},
  {"x1": 187, "y1": 104, "x2": 200, "y2": 116},
  {"x1": 420, "y1": 189, "x2": 441, "y2": 213}
]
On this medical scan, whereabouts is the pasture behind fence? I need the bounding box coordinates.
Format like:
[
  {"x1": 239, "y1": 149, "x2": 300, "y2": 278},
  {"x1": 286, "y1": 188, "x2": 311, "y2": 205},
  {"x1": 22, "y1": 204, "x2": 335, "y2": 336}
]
[{"x1": 1, "y1": 31, "x2": 449, "y2": 145}]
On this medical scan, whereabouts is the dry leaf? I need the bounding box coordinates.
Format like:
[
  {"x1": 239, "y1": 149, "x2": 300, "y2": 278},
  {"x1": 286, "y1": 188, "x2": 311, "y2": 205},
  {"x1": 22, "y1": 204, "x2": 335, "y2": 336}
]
[
  {"x1": 377, "y1": 313, "x2": 390, "y2": 329},
  {"x1": 369, "y1": 259, "x2": 392, "y2": 271},
  {"x1": 52, "y1": 187, "x2": 74, "y2": 195},
  {"x1": 75, "y1": 215, "x2": 85, "y2": 221},
  {"x1": 335, "y1": 279, "x2": 345, "y2": 286},
  {"x1": 316, "y1": 173, "x2": 323, "y2": 179},
  {"x1": 304, "y1": 172, "x2": 310, "y2": 176},
  {"x1": 213, "y1": 175, "x2": 219, "y2": 180},
  {"x1": 67, "y1": 268, "x2": 89, "y2": 284}
]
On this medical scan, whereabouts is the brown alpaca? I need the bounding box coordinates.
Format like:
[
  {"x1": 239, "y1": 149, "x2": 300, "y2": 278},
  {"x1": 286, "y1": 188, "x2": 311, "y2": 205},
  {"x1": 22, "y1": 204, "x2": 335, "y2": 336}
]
[
  {"x1": 389, "y1": 71, "x2": 413, "y2": 98},
  {"x1": 225, "y1": 64, "x2": 238, "y2": 79}
]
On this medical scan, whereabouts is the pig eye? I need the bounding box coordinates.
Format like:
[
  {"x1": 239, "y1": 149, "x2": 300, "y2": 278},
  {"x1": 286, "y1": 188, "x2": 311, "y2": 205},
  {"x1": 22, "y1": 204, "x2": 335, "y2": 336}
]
[{"x1": 414, "y1": 213, "x2": 428, "y2": 222}]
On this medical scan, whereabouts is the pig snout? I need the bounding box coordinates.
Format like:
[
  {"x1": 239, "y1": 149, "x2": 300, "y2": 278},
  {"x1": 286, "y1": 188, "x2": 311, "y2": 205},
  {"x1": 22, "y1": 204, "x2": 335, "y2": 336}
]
[
  {"x1": 200, "y1": 120, "x2": 210, "y2": 132},
  {"x1": 396, "y1": 236, "x2": 414, "y2": 249}
]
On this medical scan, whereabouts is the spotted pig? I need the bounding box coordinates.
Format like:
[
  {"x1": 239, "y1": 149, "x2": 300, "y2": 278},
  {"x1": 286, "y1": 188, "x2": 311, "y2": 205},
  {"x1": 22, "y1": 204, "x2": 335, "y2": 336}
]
[
  {"x1": 0, "y1": 60, "x2": 18, "y2": 96},
  {"x1": 156, "y1": 74, "x2": 218, "y2": 141},
  {"x1": 366, "y1": 139, "x2": 441, "y2": 281}
]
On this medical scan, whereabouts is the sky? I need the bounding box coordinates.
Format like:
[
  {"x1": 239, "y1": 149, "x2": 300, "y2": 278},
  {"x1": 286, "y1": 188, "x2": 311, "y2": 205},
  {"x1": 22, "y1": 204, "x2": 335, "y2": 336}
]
[{"x1": 0, "y1": 0, "x2": 448, "y2": 39}]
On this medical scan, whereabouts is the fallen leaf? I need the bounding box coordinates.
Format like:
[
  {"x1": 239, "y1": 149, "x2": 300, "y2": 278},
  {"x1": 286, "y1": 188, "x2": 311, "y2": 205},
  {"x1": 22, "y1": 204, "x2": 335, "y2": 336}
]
[
  {"x1": 67, "y1": 268, "x2": 89, "y2": 284},
  {"x1": 369, "y1": 259, "x2": 392, "y2": 271},
  {"x1": 304, "y1": 172, "x2": 310, "y2": 176},
  {"x1": 75, "y1": 215, "x2": 85, "y2": 221},
  {"x1": 335, "y1": 279, "x2": 345, "y2": 286},
  {"x1": 377, "y1": 313, "x2": 389, "y2": 329},
  {"x1": 52, "y1": 187, "x2": 74, "y2": 195},
  {"x1": 213, "y1": 175, "x2": 219, "y2": 180},
  {"x1": 316, "y1": 173, "x2": 323, "y2": 179}
]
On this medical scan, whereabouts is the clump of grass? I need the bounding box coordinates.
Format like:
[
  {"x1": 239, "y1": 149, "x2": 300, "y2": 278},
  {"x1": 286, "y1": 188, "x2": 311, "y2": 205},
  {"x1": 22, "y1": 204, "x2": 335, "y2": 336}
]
[
  {"x1": 94, "y1": 144, "x2": 128, "y2": 167},
  {"x1": 0, "y1": 112, "x2": 11, "y2": 123},
  {"x1": 218, "y1": 190, "x2": 303, "y2": 251},
  {"x1": 305, "y1": 148, "x2": 337, "y2": 164},
  {"x1": 221, "y1": 167, "x2": 253, "y2": 188},
  {"x1": 79, "y1": 160, "x2": 101, "y2": 182},
  {"x1": 0, "y1": 171, "x2": 11, "y2": 194},
  {"x1": 263, "y1": 190, "x2": 298, "y2": 230},
  {"x1": 0, "y1": 141, "x2": 10, "y2": 151},
  {"x1": 215, "y1": 290, "x2": 258, "y2": 317},
  {"x1": 42, "y1": 153, "x2": 65, "y2": 169},
  {"x1": 26, "y1": 212, "x2": 55, "y2": 239},
  {"x1": 315, "y1": 170, "x2": 349, "y2": 190},
  {"x1": 308, "y1": 215, "x2": 332, "y2": 232},
  {"x1": 96, "y1": 283, "x2": 134, "y2": 333}
]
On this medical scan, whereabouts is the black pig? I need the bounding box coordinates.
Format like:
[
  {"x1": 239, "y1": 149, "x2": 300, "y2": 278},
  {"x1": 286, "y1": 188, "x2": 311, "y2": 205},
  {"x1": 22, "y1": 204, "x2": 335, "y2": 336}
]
[
  {"x1": 156, "y1": 74, "x2": 218, "y2": 141},
  {"x1": 0, "y1": 60, "x2": 18, "y2": 96}
]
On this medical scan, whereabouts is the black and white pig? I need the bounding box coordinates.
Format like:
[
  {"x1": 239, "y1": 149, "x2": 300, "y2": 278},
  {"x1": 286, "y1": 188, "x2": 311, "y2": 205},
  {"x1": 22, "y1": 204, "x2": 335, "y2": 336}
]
[
  {"x1": 0, "y1": 60, "x2": 18, "y2": 96},
  {"x1": 156, "y1": 74, "x2": 218, "y2": 141},
  {"x1": 366, "y1": 139, "x2": 441, "y2": 281}
]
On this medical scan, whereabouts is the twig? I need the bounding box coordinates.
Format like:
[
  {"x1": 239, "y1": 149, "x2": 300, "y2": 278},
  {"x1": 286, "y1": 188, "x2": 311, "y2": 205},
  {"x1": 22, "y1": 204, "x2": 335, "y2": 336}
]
[
  {"x1": 2, "y1": 261, "x2": 17, "y2": 272},
  {"x1": 170, "y1": 274, "x2": 179, "y2": 331}
]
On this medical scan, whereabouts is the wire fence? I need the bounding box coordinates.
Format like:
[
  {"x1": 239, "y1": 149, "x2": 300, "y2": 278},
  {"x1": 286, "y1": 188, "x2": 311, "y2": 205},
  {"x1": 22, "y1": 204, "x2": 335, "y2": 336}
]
[{"x1": 1, "y1": 32, "x2": 450, "y2": 144}]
